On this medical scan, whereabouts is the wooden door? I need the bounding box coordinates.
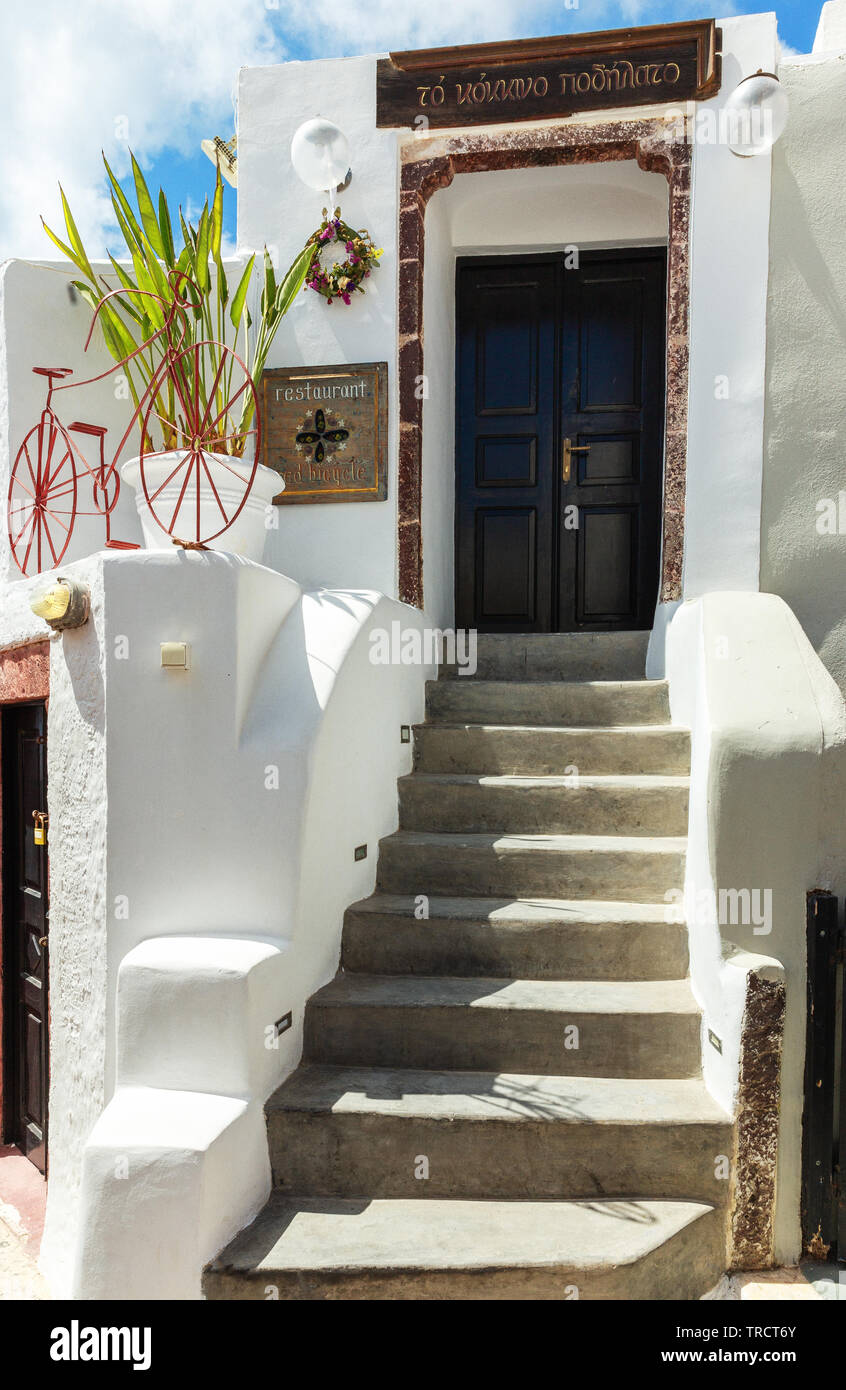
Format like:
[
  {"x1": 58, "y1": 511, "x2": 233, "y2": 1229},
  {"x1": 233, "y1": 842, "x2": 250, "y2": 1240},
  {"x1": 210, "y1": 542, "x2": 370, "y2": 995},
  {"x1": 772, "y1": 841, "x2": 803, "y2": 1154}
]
[
  {"x1": 2, "y1": 702, "x2": 49, "y2": 1173},
  {"x1": 455, "y1": 256, "x2": 559, "y2": 632},
  {"x1": 558, "y1": 251, "x2": 666, "y2": 631},
  {"x1": 455, "y1": 250, "x2": 666, "y2": 632}
]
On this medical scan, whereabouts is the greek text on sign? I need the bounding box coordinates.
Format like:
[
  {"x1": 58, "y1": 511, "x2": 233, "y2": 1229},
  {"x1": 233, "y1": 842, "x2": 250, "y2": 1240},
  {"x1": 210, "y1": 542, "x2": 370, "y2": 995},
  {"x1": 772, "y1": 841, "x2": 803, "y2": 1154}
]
[
  {"x1": 376, "y1": 20, "x2": 720, "y2": 128},
  {"x1": 261, "y1": 362, "x2": 388, "y2": 504}
]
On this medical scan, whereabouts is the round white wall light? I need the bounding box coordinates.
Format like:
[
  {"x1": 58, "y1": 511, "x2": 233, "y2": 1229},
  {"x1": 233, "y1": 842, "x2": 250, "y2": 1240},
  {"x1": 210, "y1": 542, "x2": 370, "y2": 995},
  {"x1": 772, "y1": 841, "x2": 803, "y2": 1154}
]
[
  {"x1": 291, "y1": 118, "x2": 351, "y2": 194},
  {"x1": 725, "y1": 71, "x2": 789, "y2": 157},
  {"x1": 29, "y1": 576, "x2": 90, "y2": 630}
]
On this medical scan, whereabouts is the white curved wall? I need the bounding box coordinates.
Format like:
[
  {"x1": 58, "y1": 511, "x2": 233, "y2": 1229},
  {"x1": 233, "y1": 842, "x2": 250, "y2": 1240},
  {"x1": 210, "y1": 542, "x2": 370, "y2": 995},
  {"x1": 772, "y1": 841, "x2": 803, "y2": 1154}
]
[
  {"x1": 23, "y1": 547, "x2": 433, "y2": 1297},
  {"x1": 665, "y1": 591, "x2": 846, "y2": 1263}
]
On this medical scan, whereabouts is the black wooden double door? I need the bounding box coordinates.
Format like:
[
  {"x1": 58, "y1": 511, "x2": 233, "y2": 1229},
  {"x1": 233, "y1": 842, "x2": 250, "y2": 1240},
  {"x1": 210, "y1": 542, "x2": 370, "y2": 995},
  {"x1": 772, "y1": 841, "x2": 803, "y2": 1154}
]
[
  {"x1": 2, "y1": 703, "x2": 49, "y2": 1172},
  {"x1": 455, "y1": 250, "x2": 666, "y2": 632}
]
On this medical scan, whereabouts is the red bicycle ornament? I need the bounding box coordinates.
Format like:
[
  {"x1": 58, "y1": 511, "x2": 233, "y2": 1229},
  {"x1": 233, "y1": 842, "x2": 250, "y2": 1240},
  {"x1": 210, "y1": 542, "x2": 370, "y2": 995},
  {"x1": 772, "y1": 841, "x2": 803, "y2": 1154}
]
[{"x1": 8, "y1": 276, "x2": 262, "y2": 577}]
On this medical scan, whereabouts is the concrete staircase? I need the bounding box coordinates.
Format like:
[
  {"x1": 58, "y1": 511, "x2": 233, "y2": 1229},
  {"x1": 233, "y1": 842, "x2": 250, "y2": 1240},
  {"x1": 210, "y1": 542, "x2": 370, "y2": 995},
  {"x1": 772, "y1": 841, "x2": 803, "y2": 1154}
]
[{"x1": 204, "y1": 633, "x2": 731, "y2": 1301}]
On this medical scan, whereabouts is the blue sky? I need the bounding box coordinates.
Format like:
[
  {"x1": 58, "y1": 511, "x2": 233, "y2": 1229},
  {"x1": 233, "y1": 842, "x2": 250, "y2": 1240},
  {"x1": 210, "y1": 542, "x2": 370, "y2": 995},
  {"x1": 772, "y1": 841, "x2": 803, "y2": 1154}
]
[{"x1": 1, "y1": 1, "x2": 823, "y2": 261}]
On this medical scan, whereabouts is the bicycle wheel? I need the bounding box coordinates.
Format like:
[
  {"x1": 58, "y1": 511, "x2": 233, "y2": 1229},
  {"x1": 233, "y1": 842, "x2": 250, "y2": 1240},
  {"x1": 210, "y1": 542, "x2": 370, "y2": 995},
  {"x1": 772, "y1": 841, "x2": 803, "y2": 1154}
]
[
  {"x1": 8, "y1": 413, "x2": 78, "y2": 575},
  {"x1": 138, "y1": 344, "x2": 261, "y2": 545}
]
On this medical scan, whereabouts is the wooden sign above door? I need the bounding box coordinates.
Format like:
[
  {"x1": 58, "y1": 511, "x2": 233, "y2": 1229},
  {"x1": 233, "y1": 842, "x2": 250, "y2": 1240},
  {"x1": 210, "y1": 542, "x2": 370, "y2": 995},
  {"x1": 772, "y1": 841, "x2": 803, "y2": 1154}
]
[{"x1": 376, "y1": 19, "x2": 720, "y2": 129}]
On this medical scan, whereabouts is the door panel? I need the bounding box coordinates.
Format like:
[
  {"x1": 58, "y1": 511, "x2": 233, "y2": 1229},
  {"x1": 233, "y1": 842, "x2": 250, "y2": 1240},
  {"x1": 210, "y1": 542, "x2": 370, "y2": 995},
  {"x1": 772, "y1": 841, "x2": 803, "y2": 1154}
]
[
  {"x1": 476, "y1": 281, "x2": 540, "y2": 415},
  {"x1": 580, "y1": 277, "x2": 643, "y2": 409},
  {"x1": 456, "y1": 259, "x2": 558, "y2": 632},
  {"x1": 578, "y1": 508, "x2": 637, "y2": 625},
  {"x1": 2, "y1": 702, "x2": 49, "y2": 1173},
  {"x1": 475, "y1": 435, "x2": 537, "y2": 488},
  {"x1": 582, "y1": 434, "x2": 639, "y2": 485},
  {"x1": 559, "y1": 253, "x2": 666, "y2": 632},
  {"x1": 456, "y1": 250, "x2": 665, "y2": 633},
  {"x1": 476, "y1": 508, "x2": 537, "y2": 624}
]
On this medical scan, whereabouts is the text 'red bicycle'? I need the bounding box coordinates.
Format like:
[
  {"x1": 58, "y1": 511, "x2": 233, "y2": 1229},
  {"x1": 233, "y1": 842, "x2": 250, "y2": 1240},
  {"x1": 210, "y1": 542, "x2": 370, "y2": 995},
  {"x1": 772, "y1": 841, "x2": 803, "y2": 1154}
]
[{"x1": 8, "y1": 275, "x2": 262, "y2": 577}]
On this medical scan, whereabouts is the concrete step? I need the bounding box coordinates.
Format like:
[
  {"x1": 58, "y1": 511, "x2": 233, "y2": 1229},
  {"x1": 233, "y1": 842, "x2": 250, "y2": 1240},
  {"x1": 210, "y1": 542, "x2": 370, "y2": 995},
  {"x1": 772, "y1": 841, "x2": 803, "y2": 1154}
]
[
  {"x1": 376, "y1": 830, "x2": 686, "y2": 902},
  {"x1": 266, "y1": 1065, "x2": 731, "y2": 1203},
  {"x1": 413, "y1": 723, "x2": 690, "y2": 776},
  {"x1": 203, "y1": 1194, "x2": 722, "y2": 1300},
  {"x1": 342, "y1": 895, "x2": 688, "y2": 980},
  {"x1": 398, "y1": 772, "x2": 689, "y2": 836},
  {"x1": 304, "y1": 974, "x2": 701, "y2": 1077},
  {"x1": 427, "y1": 679, "x2": 670, "y2": 727},
  {"x1": 442, "y1": 631, "x2": 651, "y2": 682}
]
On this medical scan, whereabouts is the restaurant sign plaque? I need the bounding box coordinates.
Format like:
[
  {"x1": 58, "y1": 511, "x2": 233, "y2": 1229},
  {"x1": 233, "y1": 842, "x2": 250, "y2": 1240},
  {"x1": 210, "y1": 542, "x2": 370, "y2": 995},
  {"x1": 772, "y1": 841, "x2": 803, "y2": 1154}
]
[
  {"x1": 376, "y1": 20, "x2": 720, "y2": 129},
  {"x1": 261, "y1": 362, "x2": 388, "y2": 504}
]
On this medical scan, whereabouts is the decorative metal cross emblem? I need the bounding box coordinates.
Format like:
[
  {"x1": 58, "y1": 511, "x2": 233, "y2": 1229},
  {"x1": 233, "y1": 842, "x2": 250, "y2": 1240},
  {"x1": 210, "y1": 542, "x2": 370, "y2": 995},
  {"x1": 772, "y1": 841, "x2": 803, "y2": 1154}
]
[{"x1": 295, "y1": 408, "x2": 349, "y2": 463}]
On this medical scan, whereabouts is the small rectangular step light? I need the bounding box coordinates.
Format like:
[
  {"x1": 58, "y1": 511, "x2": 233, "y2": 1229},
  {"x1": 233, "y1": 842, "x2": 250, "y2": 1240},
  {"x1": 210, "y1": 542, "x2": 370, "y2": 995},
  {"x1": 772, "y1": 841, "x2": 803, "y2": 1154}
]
[
  {"x1": 708, "y1": 1029, "x2": 723, "y2": 1054},
  {"x1": 161, "y1": 641, "x2": 190, "y2": 670},
  {"x1": 274, "y1": 1011, "x2": 292, "y2": 1037},
  {"x1": 400, "y1": 725, "x2": 411, "y2": 743},
  {"x1": 354, "y1": 844, "x2": 367, "y2": 862}
]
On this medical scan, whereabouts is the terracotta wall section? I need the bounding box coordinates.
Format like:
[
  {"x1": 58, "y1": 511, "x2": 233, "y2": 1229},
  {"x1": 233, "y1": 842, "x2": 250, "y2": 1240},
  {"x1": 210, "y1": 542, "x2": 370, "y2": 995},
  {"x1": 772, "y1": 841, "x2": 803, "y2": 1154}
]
[
  {"x1": 396, "y1": 119, "x2": 692, "y2": 611},
  {"x1": 0, "y1": 642, "x2": 50, "y2": 1135},
  {"x1": 728, "y1": 969, "x2": 786, "y2": 1270}
]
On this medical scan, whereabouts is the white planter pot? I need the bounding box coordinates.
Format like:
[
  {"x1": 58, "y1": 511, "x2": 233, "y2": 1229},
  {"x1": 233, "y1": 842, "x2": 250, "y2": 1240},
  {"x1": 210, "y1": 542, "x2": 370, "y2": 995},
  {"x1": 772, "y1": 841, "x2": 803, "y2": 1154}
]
[{"x1": 121, "y1": 451, "x2": 282, "y2": 563}]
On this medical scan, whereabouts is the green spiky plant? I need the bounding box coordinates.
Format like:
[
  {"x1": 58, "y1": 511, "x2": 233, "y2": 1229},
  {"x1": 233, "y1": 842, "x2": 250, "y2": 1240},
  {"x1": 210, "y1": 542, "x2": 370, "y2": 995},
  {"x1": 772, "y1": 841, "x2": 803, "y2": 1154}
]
[{"x1": 42, "y1": 152, "x2": 313, "y2": 457}]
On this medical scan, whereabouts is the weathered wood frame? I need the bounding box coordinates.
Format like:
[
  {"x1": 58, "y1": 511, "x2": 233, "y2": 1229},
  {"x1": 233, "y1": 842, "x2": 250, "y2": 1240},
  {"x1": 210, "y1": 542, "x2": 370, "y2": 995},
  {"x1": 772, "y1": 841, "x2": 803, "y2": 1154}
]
[{"x1": 378, "y1": 20, "x2": 720, "y2": 128}]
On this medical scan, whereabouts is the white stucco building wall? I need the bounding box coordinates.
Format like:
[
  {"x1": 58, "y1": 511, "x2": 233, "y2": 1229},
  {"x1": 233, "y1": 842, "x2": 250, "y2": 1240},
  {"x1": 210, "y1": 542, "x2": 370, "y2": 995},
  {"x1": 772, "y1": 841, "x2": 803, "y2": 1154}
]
[
  {"x1": 237, "y1": 56, "x2": 400, "y2": 596},
  {"x1": 760, "y1": 15, "x2": 846, "y2": 691}
]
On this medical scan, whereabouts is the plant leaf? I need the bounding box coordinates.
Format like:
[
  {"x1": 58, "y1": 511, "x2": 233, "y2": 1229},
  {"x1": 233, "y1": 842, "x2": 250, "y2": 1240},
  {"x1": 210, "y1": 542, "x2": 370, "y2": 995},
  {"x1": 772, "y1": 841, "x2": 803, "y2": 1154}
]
[
  {"x1": 59, "y1": 186, "x2": 96, "y2": 281},
  {"x1": 107, "y1": 252, "x2": 138, "y2": 293},
  {"x1": 158, "y1": 189, "x2": 175, "y2": 267},
  {"x1": 41, "y1": 217, "x2": 86, "y2": 275},
  {"x1": 275, "y1": 241, "x2": 314, "y2": 317},
  {"x1": 129, "y1": 249, "x2": 165, "y2": 329},
  {"x1": 195, "y1": 202, "x2": 210, "y2": 292},
  {"x1": 101, "y1": 301, "x2": 143, "y2": 363},
  {"x1": 102, "y1": 258, "x2": 146, "y2": 325},
  {"x1": 178, "y1": 205, "x2": 196, "y2": 254},
  {"x1": 210, "y1": 163, "x2": 224, "y2": 266},
  {"x1": 229, "y1": 254, "x2": 255, "y2": 329},
  {"x1": 73, "y1": 285, "x2": 131, "y2": 364},
  {"x1": 102, "y1": 153, "x2": 146, "y2": 251},
  {"x1": 262, "y1": 247, "x2": 277, "y2": 317},
  {"x1": 130, "y1": 151, "x2": 164, "y2": 258},
  {"x1": 110, "y1": 195, "x2": 144, "y2": 263},
  {"x1": 139, "y1": 229, "x2": 170, "y2": 300}
]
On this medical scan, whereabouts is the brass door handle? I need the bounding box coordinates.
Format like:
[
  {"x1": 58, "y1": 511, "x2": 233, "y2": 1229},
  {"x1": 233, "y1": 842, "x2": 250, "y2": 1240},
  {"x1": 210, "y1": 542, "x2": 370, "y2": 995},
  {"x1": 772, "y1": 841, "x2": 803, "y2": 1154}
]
[{"x1": 562, "y1": 437, "x2": 591, "y2": 482}]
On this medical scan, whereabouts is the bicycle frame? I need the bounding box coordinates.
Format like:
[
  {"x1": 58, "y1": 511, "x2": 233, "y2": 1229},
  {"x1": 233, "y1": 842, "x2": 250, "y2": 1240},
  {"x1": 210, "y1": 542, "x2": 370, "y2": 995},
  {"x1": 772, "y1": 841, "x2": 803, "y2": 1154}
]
[{"x1": 8, "y1": 274, "x2": 263, "y2": 576}]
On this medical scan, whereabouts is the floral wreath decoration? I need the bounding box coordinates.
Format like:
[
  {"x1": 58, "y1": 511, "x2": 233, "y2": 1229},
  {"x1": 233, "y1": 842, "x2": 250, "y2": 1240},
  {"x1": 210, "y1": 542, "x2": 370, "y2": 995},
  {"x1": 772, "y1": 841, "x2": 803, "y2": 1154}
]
[{"x1": 304, "y1": 207, "x2": 383, "y2": 306}]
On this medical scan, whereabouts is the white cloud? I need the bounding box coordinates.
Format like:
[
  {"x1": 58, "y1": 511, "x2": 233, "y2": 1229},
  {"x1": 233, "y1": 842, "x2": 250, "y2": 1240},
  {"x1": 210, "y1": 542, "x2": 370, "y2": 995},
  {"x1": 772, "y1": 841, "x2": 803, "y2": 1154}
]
[
  {"x1": 776, "y1": 35, "x2": 804, "y2": 61},
  {"x1": 267, "y1": 0, "x2": 716, "y2": 55},
  {"x1": 1, "y1": 0, "x2": 281, "y2": 259}
]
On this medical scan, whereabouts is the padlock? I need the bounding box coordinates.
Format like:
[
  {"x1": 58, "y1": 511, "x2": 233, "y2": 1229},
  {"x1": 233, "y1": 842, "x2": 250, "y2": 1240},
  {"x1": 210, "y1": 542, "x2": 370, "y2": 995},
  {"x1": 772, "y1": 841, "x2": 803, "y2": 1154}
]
[{"x1": 32, "y1": 810, "x2": 47, "y2": 846}]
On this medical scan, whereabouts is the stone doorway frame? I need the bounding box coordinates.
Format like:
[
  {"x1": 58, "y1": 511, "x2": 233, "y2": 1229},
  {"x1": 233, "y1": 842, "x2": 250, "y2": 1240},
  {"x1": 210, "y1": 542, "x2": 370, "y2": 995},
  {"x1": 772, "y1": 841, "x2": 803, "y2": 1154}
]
[{"x1": 396, "y1": 117, "x2": 691, "y2": 612}]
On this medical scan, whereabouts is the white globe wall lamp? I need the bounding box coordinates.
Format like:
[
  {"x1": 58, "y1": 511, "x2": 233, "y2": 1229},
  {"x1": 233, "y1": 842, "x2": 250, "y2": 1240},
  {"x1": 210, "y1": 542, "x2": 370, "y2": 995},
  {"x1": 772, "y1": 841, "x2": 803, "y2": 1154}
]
[
  {"x1": 291, "y1": 118, "x2": 352, "y2": 201},
  {"x1": 724, "y1": 70, "x2": 789, "y2": 158}
]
